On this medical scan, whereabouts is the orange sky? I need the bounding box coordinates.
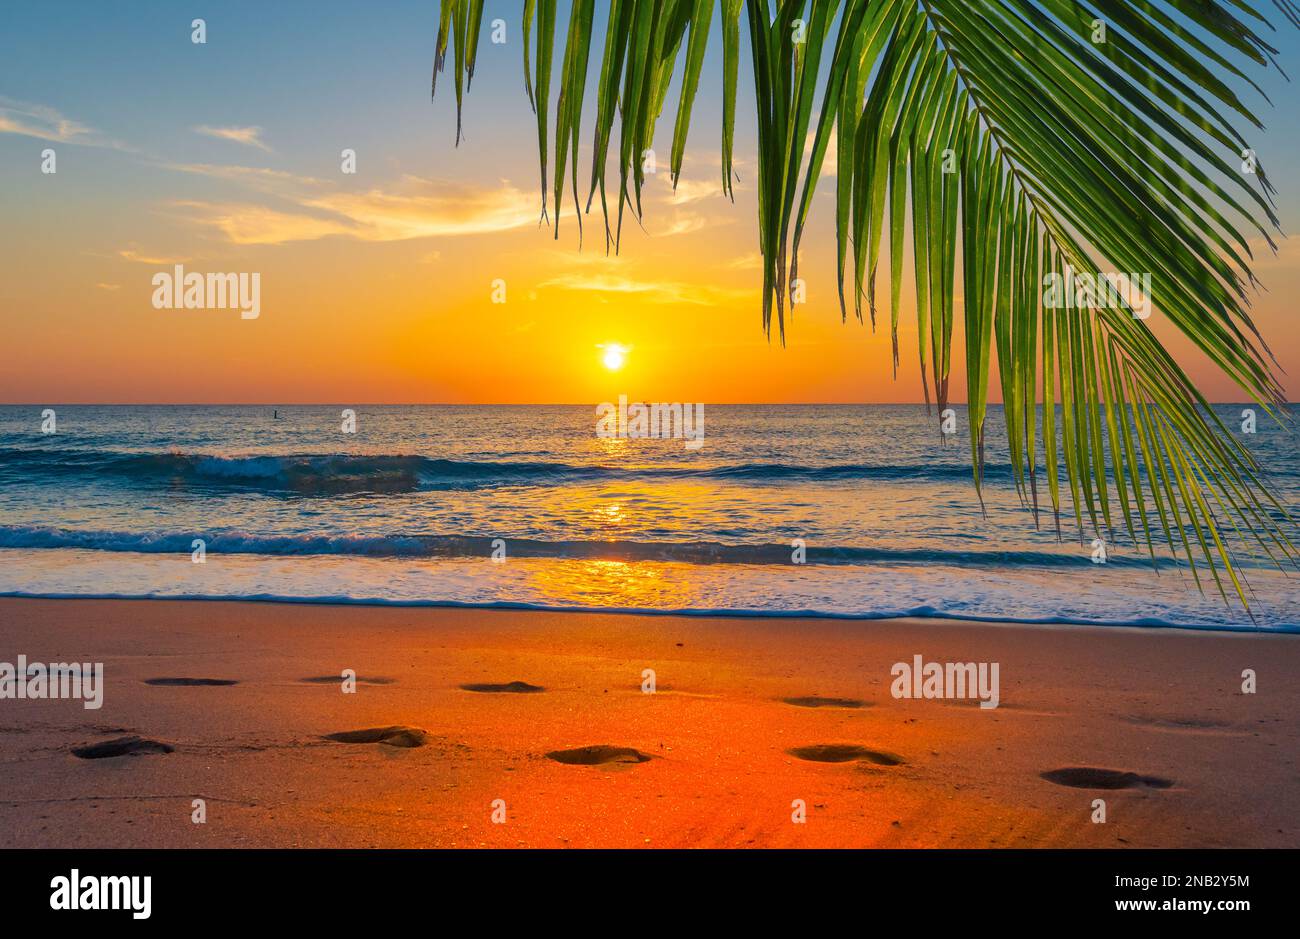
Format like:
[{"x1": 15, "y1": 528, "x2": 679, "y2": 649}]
[
  {"x1": 3, "y1": 150, "x2": 1295, "y2": 405},
  {"x1": 1, "y1": 2, "x2": 1296, "y2": 404}
]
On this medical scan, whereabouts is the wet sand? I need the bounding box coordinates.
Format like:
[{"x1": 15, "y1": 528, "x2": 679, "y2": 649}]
[{"x1": 0, "y1": 596, "x2": 1296, "y2": 848}]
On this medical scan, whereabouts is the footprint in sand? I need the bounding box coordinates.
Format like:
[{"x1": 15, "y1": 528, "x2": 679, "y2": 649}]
[
  {"x1": 460, "y1": 681, "x2": 545, "y2": 693},
  {"x1": 788, "y1": 744, "x2": 904, "y2": 766},
  {"x1": 939, "y1": 701, "x2": 1058, "y2": 716},
  {"x1": 546, "y1": 745, "x2": 651, "y2": 765},
  {"x1": 144, "y1": 677, "x2": 238, "y2": 686},
  {"x1": 1123, "y1": 715, "x2": 1243, "y2": 736},
  {"x1": 301, "y1": 675, "x2": 395, "y2": 685},
  {"x1": 324, "y1": 726, "x2": 428, "y2": 748},
  {"x1": 782, "y1": 696, "x2": 868, "y2": 709},
  {"x1": 72, "y1": 736, "x2": 174, "y2": 759},
  {"x1": 1040, "y1": 767, "x2": 1174, "y2": 790}
]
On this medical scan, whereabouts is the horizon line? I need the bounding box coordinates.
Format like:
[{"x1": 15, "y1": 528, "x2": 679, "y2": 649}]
[{"x1": 2, "y1": 401, "x2": 1291, "y2": 408}]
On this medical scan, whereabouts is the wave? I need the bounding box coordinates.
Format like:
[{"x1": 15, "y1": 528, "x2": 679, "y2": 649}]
[
  {"x1": 0, "y1": 524, "x2": 1174, "y2": 568},
  {"x1": 0, "y1": 446, "x2": 1000, "y2": 493},
  {"x1": 0, "y1": 589, "x2": 1287, "y2": 633}
]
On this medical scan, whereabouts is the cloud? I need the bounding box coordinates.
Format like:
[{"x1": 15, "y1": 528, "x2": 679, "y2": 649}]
[
  {"x1": 0, "y1": 97, "x2": 131, "y2": 150},
  {"x1": 96, "y1": 283, "x2": 121, "y2": 291},
  {"x1": 663, "y1": 177, "x2": 723, "y2": 206},
  {"x1": 165, "y1": 164, "x2": 537, "y2": 245},
  {"x1": 639, "y1": 173, "x2": 741, "y2": 236},
  {"x1": 193, "y1": 125, "x2": 272, "y2": 152},
  {"x1": 1247, "y1": 235, "x2": 1300, "y2": 269},
  {"x1": 648, "y1": 212, "x2": 712, "y2": 238},
  {"x1": 539, "y1": 272, "x2": 750, "y2": 306},
  {"x1": 119, "y1": 247, "x2": 191, "y2": 264},
  {"x1": 166, "y1": 163, "x2": 312, "y2": 190},
  {"x1": 727, "y1": 252, "x2": 763, "y2": 271},
  {"x1": 726, "y1": 250, "x2": 805, "y2": 272},
  {"x1": 167, "y1": 200, "x2": 354, "y2": 246},
  {"x1": 812, "y1": 128, "x2": 838, "y2": 178},
  {"x1": 302, "y1": 177, "x2": 536, "y2": 240}
]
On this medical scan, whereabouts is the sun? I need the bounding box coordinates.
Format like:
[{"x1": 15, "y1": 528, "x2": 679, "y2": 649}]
[{"x1": 600, "y1": 343, "x2": 628, "y2": 371}]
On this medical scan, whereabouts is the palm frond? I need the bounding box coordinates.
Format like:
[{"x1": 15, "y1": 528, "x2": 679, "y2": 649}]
[{"x1": 432, "y1": 0, "x2": 1299, "y2": 611}]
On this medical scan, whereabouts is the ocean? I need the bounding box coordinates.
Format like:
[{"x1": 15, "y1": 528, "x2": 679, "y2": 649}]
[{"x1": 1, "y1": 404, "x2": 1295, "y2": 631}]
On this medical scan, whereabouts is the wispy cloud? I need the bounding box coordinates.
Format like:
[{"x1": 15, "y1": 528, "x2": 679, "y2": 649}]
[
  {"x1": 727, "y1": 252, "x2": 763, "y2": 271},
  {"x1": 167, "y1": 200, "x2": 354, "y2": 246},
  {"x1": 726, "y1": 250, "x2": 804, "y2": 272},
  {"x1": 165, "y1": 162, "x2": 308, "y2": 189},
  {"x1": 165, "y1": 163, "x2": 537, "y2": 245},
  {"x1": 663, "y1": 177, "x2": 724, "y2": 206},
  {"x1": 0, "y1": 97, "x2": 131, "y2": 150},
  {"x1": 193, "y1": 125, "x2": 272, "y2": 152},
  {"x1": 812, "y1": 128, "x2": 837, "y2": 178},
  {"x1": 119, "y1": 247, "x2": 190, "y2": 264},
  {"x1": 650, "y1": 212, "x2": 712, "y2": 238},
  {"x1": 95, "y1": 283, "x2": 121, "y2": 291},
  {"x1": 302, "y1": 177, "x2": 536, "y2": 240},
  {"x1": 642, "y1": 174, "x2": 737, "y2": 236},
  {"x1": 540, "y1": 272, "x2": 749, "y2": 306},
  {"x1": 1247, "y1": 234, "x2": 1300, "y2": 269}
]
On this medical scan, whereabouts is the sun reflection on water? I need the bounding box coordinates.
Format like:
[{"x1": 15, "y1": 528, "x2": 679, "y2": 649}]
[{"x1": 525, "y1": 559, "x2": 693, "y2": 608}]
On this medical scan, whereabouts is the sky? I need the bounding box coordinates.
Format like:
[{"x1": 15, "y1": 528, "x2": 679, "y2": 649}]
[{"x1": 1, "y1": 0, "x2": 1297, "y2": 404}]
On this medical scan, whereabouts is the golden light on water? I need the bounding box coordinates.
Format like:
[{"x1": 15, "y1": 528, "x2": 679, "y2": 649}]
[{"x1": 526, "y1": 558, "x2": 692, "y2": 608}]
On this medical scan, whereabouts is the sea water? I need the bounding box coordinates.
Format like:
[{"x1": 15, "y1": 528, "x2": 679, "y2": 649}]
[{"x1": 0, "y1": 404, "x2": 1295, "y2": 631}]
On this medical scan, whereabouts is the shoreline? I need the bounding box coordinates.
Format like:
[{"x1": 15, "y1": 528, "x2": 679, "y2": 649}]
[
  {"x1": 2, "y1": 596, "x2": 1297, "y2": 848},
  {"x1": 1, "y1": 590, "x2": 1292, "y2": 636}
]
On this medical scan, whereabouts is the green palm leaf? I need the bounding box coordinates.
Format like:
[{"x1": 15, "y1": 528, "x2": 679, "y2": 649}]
[{"x1": 432, "y1": 0, "x2": 1298, "y2": 612}]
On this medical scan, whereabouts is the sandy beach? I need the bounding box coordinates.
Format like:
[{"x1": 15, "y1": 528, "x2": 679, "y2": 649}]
[{"x1": 0, "y1": 596, "x2": 1295, "y2": 849}]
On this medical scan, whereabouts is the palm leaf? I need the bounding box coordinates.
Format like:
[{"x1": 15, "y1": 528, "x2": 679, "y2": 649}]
[{"x1": 433, "y1": 0, "x2": 1299, "y2": 612}]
